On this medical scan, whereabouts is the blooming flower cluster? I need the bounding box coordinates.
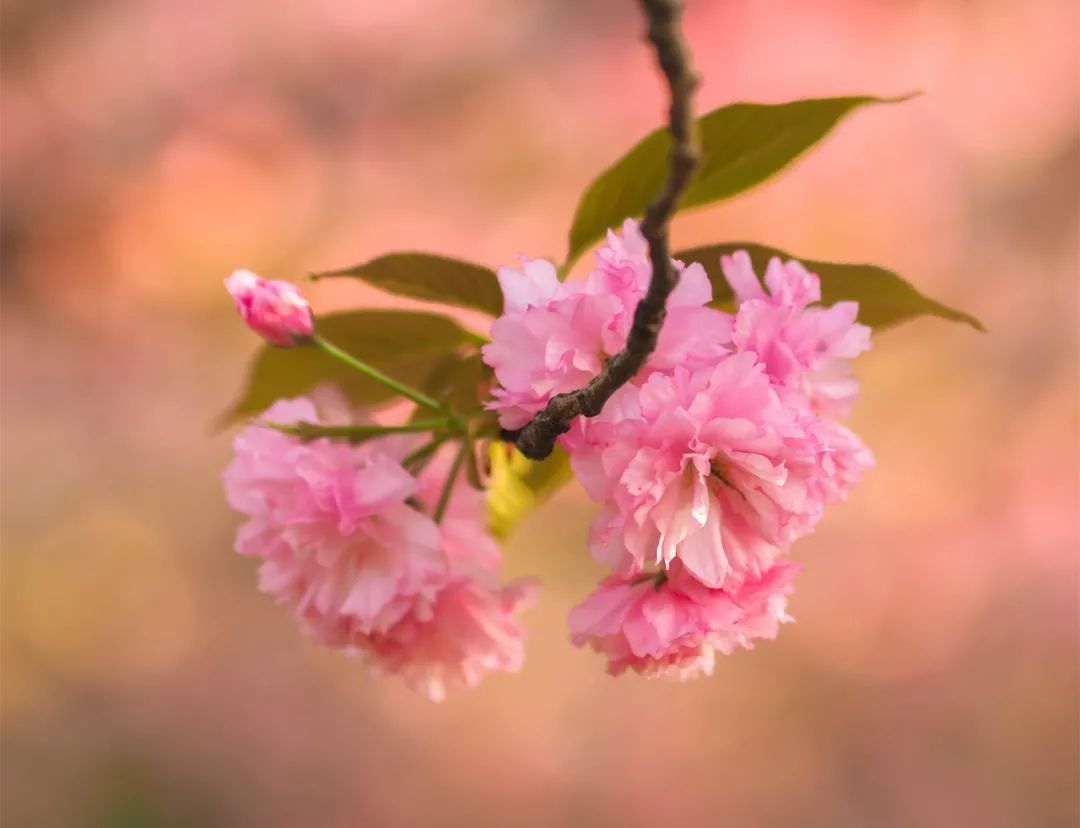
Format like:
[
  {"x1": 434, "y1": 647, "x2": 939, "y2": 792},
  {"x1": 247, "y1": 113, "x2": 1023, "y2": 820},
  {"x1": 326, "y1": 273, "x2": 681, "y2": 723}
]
[
  {"x1": 221, "y1": 219, "x2": 872, "y2": 694},
  {"x1": 483, "y1": 221, "x2": 873, "y2": 678},
  {"x1": 223, "y1": 397, "x2": 534, "y2": 701}
]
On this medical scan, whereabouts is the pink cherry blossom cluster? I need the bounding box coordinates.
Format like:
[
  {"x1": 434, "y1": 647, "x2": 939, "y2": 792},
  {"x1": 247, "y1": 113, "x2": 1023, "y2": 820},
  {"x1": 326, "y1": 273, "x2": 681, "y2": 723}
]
[
  {"x1": 222, "y1": 397, "x2": 535, "y2": 701},
  {"x1": 482, "y1": 221, "x2": 873, "y2": 679},
  {"x1": 221, "y1": 220, "x2": 872, "y2": 693}
]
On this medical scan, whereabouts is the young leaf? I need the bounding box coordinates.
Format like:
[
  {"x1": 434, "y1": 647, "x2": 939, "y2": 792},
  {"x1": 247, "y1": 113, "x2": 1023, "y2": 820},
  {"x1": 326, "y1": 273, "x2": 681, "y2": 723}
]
[
  {"x1": 222, "y1": 310, "x2": 482, "y2": 423},
  {"x1": 310, "y1": 253, "x2": 504, "y2": 317},
  {"x1": 674, "y1": 242, "x2": 984, "y2": 331},
  {"x1": 487, "y1": 445, "x2": 574, "y2": 539},
  {"x1": 567, "y1": 95, "x2": 914, "y2": 265}
]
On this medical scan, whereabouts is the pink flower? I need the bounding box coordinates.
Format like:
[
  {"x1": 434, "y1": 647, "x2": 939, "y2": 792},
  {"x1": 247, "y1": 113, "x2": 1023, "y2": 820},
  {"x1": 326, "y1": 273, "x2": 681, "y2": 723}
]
[
  {"x1": 815, "y1": 419, "x2": 876, "y2": 499},
  {"x1": 722, "y1": 252, "x2": 871, "y2": 417},
  {"x1": 345, "y1": 446, "x2": 538, "y2": 701},
  {"x1": 225, "y1": 269, "x2": 314, "y2": 347},
  {"x1": 416, "y1": 447, "x2": 503, "y2": 572},
  {"x1": 224, "y1": 400, "x2": 535, "y2": 699},
  {"x1": 482, "y1": 221, "x2": 730, "y2": 429},
  {"x1": 361, "y1": 577, "x2": 537, "y2": 702},
  {"x1": 223, "y1": 398, "x2": 446, "y2": 641},
  {"x1": 482, "y1": 257, "x2": 620, "y2": 428},
  {"x1": 568, "y1": 354, "x2": 832, "y2": 589},
  {"x1": 569, "y1": 560, "x2": 798, "y2": 679},
  {"x1": 584, "y1": 220, "x2": 732, "y2": 372}
]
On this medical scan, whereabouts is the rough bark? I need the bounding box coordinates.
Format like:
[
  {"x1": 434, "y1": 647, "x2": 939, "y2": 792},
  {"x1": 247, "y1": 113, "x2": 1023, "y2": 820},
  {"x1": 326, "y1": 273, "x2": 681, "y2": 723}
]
[{"x1": 508, "y1": 0, "x2": 701, "y2": 460}]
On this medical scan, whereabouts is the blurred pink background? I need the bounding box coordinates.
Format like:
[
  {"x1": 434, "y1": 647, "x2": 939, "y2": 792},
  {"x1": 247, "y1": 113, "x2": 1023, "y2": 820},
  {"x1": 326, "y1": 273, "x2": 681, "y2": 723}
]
[{"x1": 2, "y1": 1, "x2": 1077, "y2": 826}]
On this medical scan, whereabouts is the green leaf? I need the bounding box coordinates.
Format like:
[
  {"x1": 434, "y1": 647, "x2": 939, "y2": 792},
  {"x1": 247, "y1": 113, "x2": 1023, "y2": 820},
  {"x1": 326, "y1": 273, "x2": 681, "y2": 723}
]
[
  {"x1": 411, "y1": 351, "x2": 494, "y2": 423},
  {"x1": 674, "y1": 242, "x2": 984, "y2": 331},
  {"x1": 221, "y1": 310, "x2": 482, "y2": 424},
  {"x1": 486, "y1": 445, "x2": 574, "y2": 540},
  {"x1": 310, "y1": 252, "x2": 504, "y2": 317},
  {"x1": 567, "y1": 94, "x2": 915, "y2": 265}
]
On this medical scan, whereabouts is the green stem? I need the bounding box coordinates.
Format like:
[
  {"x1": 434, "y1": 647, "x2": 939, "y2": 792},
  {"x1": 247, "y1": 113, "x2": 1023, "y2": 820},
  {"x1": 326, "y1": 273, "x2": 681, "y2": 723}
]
[
  {"x1": 313, "y1": 335, "x2": 443, "y2": 411},
  {"x1": 402, "y1": 433, "x2": 449, "y2": 469},
  {"x1": 463, "y1": 436, "x2": 484, "y2": 490},
  {"x1": 264, "y1": 419, "x2": 449, "y2": 443},
  {"x1": 432, "y1": 441, "x2": 468, "y2": 524}
]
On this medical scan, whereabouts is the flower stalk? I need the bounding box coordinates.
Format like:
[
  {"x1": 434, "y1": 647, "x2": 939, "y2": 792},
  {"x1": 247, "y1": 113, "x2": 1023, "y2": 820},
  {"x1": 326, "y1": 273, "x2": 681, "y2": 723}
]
[
  {"x1": 432, "y1": 441, "x2": 469, "y2": 524},
  {"x1": 262, "y1": 419, "x2": 452, "y2": 443},
  {"x1": 313, "y1": 335, "x2": 444, "y2": 412}
]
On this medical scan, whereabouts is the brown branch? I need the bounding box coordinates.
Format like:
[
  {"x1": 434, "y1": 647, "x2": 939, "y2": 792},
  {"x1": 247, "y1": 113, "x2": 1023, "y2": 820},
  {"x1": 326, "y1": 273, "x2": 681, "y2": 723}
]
[{"x1": 507, "y1": 0, "x2": 701, "y2": 460}]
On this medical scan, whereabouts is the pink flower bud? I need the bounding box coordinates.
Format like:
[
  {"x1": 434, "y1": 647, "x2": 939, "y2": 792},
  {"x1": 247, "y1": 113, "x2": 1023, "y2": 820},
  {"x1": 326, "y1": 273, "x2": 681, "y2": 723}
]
[{"x1": 225, "y1": 269, "x2": 314, "y2": 347}]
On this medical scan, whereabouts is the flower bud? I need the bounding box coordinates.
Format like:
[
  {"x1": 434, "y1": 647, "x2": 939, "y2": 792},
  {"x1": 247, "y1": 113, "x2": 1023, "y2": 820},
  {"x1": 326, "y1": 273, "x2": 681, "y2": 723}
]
[{"x1": 225, "y1": 269, "x2": 314, "y2": 347}]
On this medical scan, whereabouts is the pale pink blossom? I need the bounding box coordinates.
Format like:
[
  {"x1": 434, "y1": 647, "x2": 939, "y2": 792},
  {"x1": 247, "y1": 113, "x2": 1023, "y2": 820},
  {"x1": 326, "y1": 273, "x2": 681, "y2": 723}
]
[
  {"x1": 569, "y1": 560, "x2": 798, "y2": 679},
  {"x1": 482, "y1": 257, "x2": 620, "y2": 428},
  {"x1": 224, "y1": 400, "x2": 534, "y2": 698},
  {"x1": 583, "y1": 220, "x2": 732, "y2": 371},
  {"x1": 482, "y1": 221, "x2": 730, "y2": 429},
  {"x1": 722, "y1": 251, "x2": 871, "y2": 417},
  {"x1": 815, "y1": 418, "x2": 876, "y2": 500},
  {"x1": 361, "y1": 577, "x2": 536, "y2": 701},
  {"x1": 567, "y1": 354, "x2": 837, "y2": 589},
  {"x1": 416, "y1": 447, "x2": 503, "y2": 572},
  {"x1": 347, "y1": 446, "x2": 537, "y2": 700},
  {"x1": 223, "y1": 398, "x2": 446, "y2": 642},
  {"x1": 225, "y1": 269, "x2": 314, "y2": 347}
]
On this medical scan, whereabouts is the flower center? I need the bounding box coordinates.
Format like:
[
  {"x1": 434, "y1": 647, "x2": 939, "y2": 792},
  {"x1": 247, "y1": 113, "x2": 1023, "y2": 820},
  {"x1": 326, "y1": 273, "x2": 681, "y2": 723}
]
[
  {"x1": 631, "y1": 570, "x2": 669, "y2": 590},
  {"x1": 710, "y1": 458, "x2": 747, "y2": 501}
]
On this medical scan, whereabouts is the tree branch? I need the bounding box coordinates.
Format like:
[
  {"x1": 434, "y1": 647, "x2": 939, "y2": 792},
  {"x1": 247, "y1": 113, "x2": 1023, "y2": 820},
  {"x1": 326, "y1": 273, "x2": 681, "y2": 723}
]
[{"x1": 507, "y1": 0, "x2": 701, "y2": 460}]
